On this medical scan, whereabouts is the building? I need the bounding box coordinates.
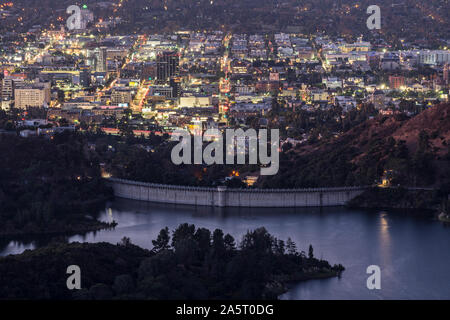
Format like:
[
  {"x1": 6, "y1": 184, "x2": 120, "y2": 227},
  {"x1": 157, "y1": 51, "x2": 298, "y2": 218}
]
[
  {"x1": 380, "y1": 54, "x2": 400, "y2": 71},
  {"x1": 323, "y1": 77, "x2": 343, "y2": 90},
  {"x1": 371, "y1": 90, "x2": 386, "y2": 109},
  {"x1": 169, "y1": 77, "x2": 181, "y2": 98},
  {"x1": 179, "y1": 96, "x2": 212, "y2": 108},
  {"x1": 1, "y1": 77, "x2": 15, "y2": 101},
  {"x1": 156, "y1": 51, "x2": 179, "y2": 83},
  {"x1": 1, "y1": 75, "x2": 25, "y2": 101},
  {"x1": 339, "y1": 36, "x2": 371, "y2": 53},
  {"x1": 111, "y1": 87, "x2": 133, "y2": 105},
  {"x1": 107, "y1": 48, "x2": 128, "y2": 61},
  {"x1": 14, "y1": 82, "x2": 51, "y2": 109},
  {"x1": 95, "y1": 47, "x2": 108, "y2": 73},
  {"x1": 389, "y1": 75, "x2": 405, "y2": 89},
  {"x1": 80, "y1": 7, "x2": 94, "y2": 29},
  {"x1": 335, "y1": 96, "x2": 356, "y2": 111},
  {"x1": 79, "y1": 67, "x2": 91, "y2": 88},
  {"x1": 141, "y1": 62, "x2": 157, "y2": 81},
  {"x1": 418, "y1": 50, "x2": 450, "y2": 66},
  {"x1": 149, "y1": 85, "x2": 173, "y2": 98}
]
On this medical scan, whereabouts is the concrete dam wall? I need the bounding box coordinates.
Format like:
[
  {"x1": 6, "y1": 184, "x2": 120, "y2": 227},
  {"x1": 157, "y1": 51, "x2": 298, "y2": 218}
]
[{"x1": 108, "y1": 178, "x2": 368, "y2": 208}]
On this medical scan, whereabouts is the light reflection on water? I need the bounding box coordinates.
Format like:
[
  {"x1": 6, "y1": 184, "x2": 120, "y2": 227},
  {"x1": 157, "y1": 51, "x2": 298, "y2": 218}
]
[{"x1": 1, "y1": 199, "x2": 450, "y2": 299}]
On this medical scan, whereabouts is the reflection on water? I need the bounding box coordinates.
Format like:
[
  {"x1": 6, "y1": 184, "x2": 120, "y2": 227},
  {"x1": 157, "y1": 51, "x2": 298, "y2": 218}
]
[
  {"x1": 1, "y1": 198, "x2": 450, "y2": 299},
  {"x1": 378, "y1": 212, "x2": 392, "y2": 279}
]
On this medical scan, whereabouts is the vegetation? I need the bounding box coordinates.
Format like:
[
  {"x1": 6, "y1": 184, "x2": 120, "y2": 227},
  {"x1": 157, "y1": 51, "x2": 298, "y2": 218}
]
[
  {"x1": 347, "y1": 187, "x2": 439, "y2": 211},
  {"x1": 259, "y1": 103, "x2": 450, "y2": 189},
  {"x1": 0, "y1": 132, "x2": 114, "y2": 237},
  {"x1": 0, "y1": 224, "x2": 344, "y2": 300},
  {"x1": 4, "y1": 1, "x2": 449, "y2": 47}
]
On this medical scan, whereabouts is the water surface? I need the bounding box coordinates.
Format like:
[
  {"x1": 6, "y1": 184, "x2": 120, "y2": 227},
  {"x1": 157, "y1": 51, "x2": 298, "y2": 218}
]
[{"x1": 1, "y1": 199, "x2": 449, "y2": 300}]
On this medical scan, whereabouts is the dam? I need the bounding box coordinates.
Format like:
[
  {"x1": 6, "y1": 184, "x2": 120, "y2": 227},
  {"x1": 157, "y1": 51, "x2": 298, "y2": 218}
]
[{"x1": 107, "y1": 178, "x2": 368, "y2": 208}]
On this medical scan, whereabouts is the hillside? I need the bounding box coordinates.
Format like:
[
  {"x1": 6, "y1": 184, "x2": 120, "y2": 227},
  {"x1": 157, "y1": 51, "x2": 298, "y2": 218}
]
[
  {"x1": 393, "y1": 103, "x2": 450, "y2": 157},
  {"x1": 258, "y1": 103, "x2": 450, "y2": 189},
  {"x1": 2, "y1": 0, "x2": 449, "y2": 45}
]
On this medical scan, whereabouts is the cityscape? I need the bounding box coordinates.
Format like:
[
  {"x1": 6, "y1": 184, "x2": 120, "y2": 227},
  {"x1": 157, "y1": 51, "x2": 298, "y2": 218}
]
[{"x1": 0, "y1": 0, "x2": 449, "y2": 305}]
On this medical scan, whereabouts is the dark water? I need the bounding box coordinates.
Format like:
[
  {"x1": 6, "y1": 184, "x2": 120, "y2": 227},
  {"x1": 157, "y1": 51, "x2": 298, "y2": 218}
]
[{"x1": 1, "y1": 199, "x2": 450, "y2": 300}]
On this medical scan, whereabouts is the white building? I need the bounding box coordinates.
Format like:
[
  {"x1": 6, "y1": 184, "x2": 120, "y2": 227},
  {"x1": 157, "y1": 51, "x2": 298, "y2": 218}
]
[
  {"x1": 14, "y1": 82, "x2": 51, "y2": 109},
  {"x1": 179, "y1": 96, "x2": 212, "y2": 108},
  {"x1": 418, "y1": 50, "x2": 450, "y2": 65}
]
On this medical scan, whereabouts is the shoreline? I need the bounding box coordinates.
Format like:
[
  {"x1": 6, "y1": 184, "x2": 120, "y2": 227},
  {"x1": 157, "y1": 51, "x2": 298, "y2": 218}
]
[
  {"x1": 0, "y1": 193, "x2": 115, "y2": 239},
  {"x1": 0, "y1": 220, "x2": 117, "y2": 239},
  {"x1": 274, "y1": 270, "x2": 343, "y2": 298},
  {"x1": 438, "y1": 212, "x2": 450, "y2": 223}
]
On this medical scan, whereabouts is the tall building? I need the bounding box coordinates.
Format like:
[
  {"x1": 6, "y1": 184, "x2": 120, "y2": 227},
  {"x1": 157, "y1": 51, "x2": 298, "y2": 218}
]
[
  {"x1": 95, "y1": 47, "x2": 108, "y2": 73},
  {"x1": 79, "y1": 67, "x2": 91, "y2": 88},
  {"x1": 14, "y1": 82, "x2": 51, "y2": 109},
  {"x1": 2, "y1": 76, "x2": 25, "y2": 110},
  {"x1": 156, "y1": 51, "x2": 179, "y2": 83},
  {"x1": 1, "y1": 77, "x2": 14, "y2": 101}
]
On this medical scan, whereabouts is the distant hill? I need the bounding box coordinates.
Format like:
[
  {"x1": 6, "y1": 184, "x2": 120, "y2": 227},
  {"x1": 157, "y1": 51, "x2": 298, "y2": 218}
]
[
  {"x1": 2, "y1": 0, "x2": 449, "y2": 45},
  {"x1": 393, "y1": 103, "x2": 450, "y2": 157},
  {"x1": 258, "y1": 103, "x2": 450, "y2": 189}
]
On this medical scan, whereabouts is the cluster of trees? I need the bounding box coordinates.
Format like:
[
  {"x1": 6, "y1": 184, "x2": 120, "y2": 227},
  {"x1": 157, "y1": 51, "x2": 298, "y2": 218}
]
[
  {"x1": 267, "y1": 100, "x2": 379, "y2": 140},
  {"x1": 0, "y1": 224, "x2": 344, "y2": 299},
  {"x1": 348, "y1": 187, "x2": 440, "y2": 210},
  {"x1": 138, "y1": 224, "x2": 344, "y2": 300},
  {"x1": 258, "y1": 116, "x2": 443, "y2": 189},
  {"x1": 88, "y1": 130, "x2": 253, "y2": 187},
  {"x1": 0, "y1": 132, "x2": 113, "y2": 237}
]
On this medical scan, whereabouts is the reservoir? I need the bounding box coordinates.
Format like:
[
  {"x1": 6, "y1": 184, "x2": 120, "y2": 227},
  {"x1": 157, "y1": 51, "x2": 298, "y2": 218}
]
[{"x1": 1, "y1": 198, "x2": 450, "y2": 299}]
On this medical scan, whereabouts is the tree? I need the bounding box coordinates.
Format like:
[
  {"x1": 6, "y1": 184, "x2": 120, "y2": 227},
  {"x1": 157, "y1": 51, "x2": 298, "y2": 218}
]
[
  {"x1": 224, "y1": 234, "x2": 236, "y2": 252},
  {"x1": 119, "y1": 237, "x2": 132, "y2": 247},
  {"x1": 308, "y1": 244, "x2": 314, "y2": 259},
  {"x1": 241, "y1": 227, "x2": 273, "y2": 255},
  {"x1": 418, "y1": 130, "x2": 430, "y2": 153},
  {"x1": 286, "y1": 237, "x2": 297, "y2": 255},
  {"x1": 113, "y1": 274, "x2": 135, "y2": 295},
  {"x1": 152, "y1": 227, "x2": 170, "y2": 252},
  {"x1": 274, "y1": 239, "x2": 285, "y2": 256},
  {"x1": 212, "y1": 229, "x2": 225, "y2": 257},
  {"x1": 171, "y1": 223, "x2": 196, "y2": 249},
  {"x1": 171, "y1": 223, "x2": 197, "y2": 264},
  {"x1": 194, "y1": 227, "x2": 212, "y2": 257}
]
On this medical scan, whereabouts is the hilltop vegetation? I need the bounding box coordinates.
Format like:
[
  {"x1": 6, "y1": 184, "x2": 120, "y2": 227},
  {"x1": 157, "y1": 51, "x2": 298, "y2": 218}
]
[
  {"x1": 258, "y1": 103, "x2": 450, "y2": 189},
  {"x1": 0, "y1": 224, "x2": 344, "y2": 300},
  {"x1": 3, "y1": 0, "x2": 449, "y2": 47}
]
